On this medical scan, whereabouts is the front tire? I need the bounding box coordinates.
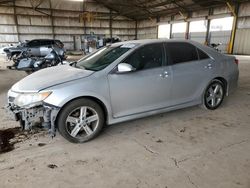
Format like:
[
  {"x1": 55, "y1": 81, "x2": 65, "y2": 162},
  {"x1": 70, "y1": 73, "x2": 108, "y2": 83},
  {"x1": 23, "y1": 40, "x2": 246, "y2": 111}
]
[
  {"x1": 203, "y1": 79, "x2": 225, "y2": 110},
  {"x1": 57, "y1": 99, "x2": 104, "y2": 143}
]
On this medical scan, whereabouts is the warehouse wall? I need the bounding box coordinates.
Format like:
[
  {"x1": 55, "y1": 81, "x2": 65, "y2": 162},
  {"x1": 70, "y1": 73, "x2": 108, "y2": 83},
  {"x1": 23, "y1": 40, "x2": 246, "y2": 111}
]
[
  {"x1": 189, "y1": 32, "x2": 206, "y2": 43},
  {"x1": 137, "y1": 2, "x2": 250, "y2": 55},
  {"x1": 234, "y1": 2, "x2": 250, "y2": 55},
  {"x1": 0, "y1": 0, "x2": 136, "y2": 50},
  {"x1": 137, "y1": 19, "x2": 157, "y2": 39}
]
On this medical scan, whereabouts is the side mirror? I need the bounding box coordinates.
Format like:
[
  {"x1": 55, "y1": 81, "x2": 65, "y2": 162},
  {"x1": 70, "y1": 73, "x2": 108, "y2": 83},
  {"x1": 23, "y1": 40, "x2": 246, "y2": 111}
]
[{"x1": 117, "y1": 63, "x2": 135, "y2": 73}]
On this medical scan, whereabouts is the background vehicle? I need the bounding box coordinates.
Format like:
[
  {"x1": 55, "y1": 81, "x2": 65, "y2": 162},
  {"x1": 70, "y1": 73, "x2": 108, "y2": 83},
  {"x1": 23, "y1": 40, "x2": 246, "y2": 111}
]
[
  {"x1": 209, "y1": 43, "x2": 222, "y2": 52},
  {"x1": 11, "y1": 46, "x2": 65, "y2": 74},
  {"x1": 4, "y1": 39, "x2": 65, "y2": 60},
  {"x1": 6, "y1": 40, "x2": 239, "y2": 143}
]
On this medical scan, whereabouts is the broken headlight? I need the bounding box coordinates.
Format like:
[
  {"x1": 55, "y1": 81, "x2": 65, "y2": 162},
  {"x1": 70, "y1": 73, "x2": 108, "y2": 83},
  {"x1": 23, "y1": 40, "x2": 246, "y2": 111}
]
[{"x1": 14, "y1": 91, "x2": 52, "y2": 108}]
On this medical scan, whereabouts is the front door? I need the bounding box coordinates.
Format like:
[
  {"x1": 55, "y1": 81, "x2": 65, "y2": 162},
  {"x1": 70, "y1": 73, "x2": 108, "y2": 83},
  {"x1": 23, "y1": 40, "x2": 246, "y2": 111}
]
[{"x1": 108, "y1": 43, "x2": 172, "y2": 118}]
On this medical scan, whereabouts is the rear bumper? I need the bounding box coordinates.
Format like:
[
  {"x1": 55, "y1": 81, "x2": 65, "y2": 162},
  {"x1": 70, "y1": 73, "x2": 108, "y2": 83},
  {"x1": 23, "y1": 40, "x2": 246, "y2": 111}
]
[{"x1": 227, "y1": 69, "x2": 239, "y2": 95}]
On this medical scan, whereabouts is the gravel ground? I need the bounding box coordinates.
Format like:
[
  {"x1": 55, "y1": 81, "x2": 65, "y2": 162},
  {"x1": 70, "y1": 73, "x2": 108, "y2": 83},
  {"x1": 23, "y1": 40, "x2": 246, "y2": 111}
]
[{"x1": 0, "y1": 55, "x2": 249, "y2": 188}]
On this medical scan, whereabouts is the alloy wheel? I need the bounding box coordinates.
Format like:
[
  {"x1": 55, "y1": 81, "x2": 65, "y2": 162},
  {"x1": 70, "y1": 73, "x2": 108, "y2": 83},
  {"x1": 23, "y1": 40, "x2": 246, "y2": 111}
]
[
  {"x1": 205, "y1": 82, "x2": 224, "y2": 109},
  {"x1": 65, "y1": 106, "x2": 99, "y2": 138}
]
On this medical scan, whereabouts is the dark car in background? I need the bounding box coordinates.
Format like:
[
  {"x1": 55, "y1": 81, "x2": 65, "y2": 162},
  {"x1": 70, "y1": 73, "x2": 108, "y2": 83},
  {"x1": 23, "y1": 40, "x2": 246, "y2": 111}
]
[{"x1": 4, "y1": 39, "x2": 65, "y2": 59}]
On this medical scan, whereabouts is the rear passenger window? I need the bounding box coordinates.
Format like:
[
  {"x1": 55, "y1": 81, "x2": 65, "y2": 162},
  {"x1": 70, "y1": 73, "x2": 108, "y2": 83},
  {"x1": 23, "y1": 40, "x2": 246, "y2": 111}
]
[
  {"x1": 197, "y1": 48, "x2": 210, "y2": 60},
  {"x1": 166, "y1": 42, "x2": 198, "y2": 64}
]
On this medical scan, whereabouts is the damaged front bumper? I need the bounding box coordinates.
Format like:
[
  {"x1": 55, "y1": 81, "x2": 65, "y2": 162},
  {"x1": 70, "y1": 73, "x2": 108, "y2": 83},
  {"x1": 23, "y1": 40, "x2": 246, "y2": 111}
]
[{"x1": 6, "y1": 102, "x2": 60, "y2": 137}]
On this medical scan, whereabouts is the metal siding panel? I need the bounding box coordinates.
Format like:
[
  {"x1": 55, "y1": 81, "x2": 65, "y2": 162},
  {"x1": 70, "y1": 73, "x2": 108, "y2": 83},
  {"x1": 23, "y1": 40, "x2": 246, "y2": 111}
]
[
  {"x1": 190, "y1": 32, "x2": 206, "y2": 43},
  {"x1": 234, "y1": 29, "x2": 250, "y2": 55}
]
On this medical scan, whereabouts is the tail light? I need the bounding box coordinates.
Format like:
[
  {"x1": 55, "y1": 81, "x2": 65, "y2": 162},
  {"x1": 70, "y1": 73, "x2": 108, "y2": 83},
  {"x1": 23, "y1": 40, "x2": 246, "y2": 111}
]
[{"x1": 235, "y1": 59, "x2": 239, "y2": 65}]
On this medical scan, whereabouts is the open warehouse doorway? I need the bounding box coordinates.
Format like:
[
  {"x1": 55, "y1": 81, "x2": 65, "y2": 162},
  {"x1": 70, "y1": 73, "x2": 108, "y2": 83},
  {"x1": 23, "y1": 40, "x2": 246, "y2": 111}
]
[
  {"x1": 172, "y1": 22, "x2": 187, "y2": 39},
  {"x1": 209, "y1": 17, "x2": 234, "y2": 53},
  {"x1": 158, "y1": 24, "x2": 171, "y2": 39},
  {"x1": 189, "y1": 20, "x2": 208, "y2": 43}
]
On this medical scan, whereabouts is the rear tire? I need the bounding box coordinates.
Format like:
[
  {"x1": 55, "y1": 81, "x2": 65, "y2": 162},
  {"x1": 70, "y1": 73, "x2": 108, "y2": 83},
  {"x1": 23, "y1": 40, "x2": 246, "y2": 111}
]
[
  {"x1": 203, "y1": 79, "x2": 225, "y2": 110},
  {"x1": 57, "y1": 99, "x2": 104, "y2": 143}
]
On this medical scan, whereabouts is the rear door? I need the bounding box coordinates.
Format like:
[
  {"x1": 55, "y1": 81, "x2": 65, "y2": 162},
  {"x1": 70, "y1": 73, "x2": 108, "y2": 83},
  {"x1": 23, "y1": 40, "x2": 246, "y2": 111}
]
[
  {"x1": 108, "y1": 43, "x2": 173, "y2": 118},
  {"x1": 165, "y1": 42, "x2": 214, "y2": 105}
]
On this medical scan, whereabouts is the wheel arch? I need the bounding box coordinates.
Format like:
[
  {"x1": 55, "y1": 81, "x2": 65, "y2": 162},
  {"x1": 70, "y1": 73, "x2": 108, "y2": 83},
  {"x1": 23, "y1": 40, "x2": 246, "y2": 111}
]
[
  {"x1": 55, "y1": 96, "x2": 109, "y2": 128},
  {"x1": 212, "y1": 76, "x2": 228, "y2": 95}
]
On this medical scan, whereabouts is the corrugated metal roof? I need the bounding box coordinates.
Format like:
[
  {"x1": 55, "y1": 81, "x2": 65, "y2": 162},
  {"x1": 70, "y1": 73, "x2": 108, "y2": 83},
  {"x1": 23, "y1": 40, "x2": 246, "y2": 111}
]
[
  {"x1": 95, "y1": 0, "x2": 247, "y2": 20},
  {"x1": 1, "y1": 0, "x2": 248, "y2": 20}
]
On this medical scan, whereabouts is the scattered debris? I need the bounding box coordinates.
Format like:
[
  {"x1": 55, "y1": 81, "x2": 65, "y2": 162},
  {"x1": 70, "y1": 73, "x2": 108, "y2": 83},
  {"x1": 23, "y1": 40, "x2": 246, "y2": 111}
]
[
  {"x1": 133, "y1": 139, "x2": 159, "y2": 155},
  {"x1": 9, "y1": 166, "x2": 14, "y2": 170},
  {"x1": 25, "y1": 158, "x2": 33, "y2": 163},
  {"x1": 145, "y1": 132, "x2": 150, "y2": 135},
  {"x1": 38, "y1": 143, "x2": 46, "y2": 147},
  {"x1": 156, "y1": 139, "x2": 163, "y2": 143},
  {"x1": 171, "y1": 157, "x2": 179, "y2": 168},
  {"x1": 75, "y1": 160, "x2": 87, "y2": 165},
  {"x1": 47, "y1": 164, "x2": 58, "y2": 169},
  {"x1": 222, "y1": 122, "x2": 232, "y2": 127},
  {"x1": 187, "y1": 175, "x2": 198, "y2": 188},
  {"x1": 136, "y1": 179, "x2": 141, "y2": 188},
  {"x1": 236, "y1": 182, "x2": 242, "y2": 185},
  {"x1": 180, "y1": 127, "x2": 186, "y2": 133},
  {"x1": 143, "y1": 145, "x2": 158, "y2": 154}
]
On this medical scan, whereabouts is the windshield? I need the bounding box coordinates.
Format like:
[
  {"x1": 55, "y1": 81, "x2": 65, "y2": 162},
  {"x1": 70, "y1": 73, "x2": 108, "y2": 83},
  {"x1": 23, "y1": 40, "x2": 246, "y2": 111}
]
[{"x1": 76, "y1": 45, "x2": 133, "y2": 71}]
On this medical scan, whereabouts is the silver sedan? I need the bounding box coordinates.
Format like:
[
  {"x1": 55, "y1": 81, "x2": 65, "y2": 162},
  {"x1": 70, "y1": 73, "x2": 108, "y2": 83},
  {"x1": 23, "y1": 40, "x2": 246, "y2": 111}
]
[{"x1": 6, "y1": 39, "x2": 239, "y2": 143}]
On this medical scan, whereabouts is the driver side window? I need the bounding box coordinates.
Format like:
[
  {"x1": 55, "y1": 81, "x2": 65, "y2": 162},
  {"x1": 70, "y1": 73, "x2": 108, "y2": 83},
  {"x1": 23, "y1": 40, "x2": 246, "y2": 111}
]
[{"x1": 123, "y1": 43, "x2": 164, "y2": 71}]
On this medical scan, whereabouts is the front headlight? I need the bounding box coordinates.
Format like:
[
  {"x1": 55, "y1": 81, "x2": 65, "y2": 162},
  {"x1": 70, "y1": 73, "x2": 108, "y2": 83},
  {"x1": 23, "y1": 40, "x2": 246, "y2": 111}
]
[{"x1": 14, "y1": 91, "x2": 52, "y2": 107}]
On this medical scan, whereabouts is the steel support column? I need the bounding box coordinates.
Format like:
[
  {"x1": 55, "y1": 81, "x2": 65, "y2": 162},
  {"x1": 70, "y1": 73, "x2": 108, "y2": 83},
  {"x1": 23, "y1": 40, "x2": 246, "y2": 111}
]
[
  {"x1": 205, "y1": 8, "x2": 213, "y2": 45},
  {"x1": 49, "y1": 0, "x2": 55, "y2": 39},
  {"x1": 135, "y1": 20, "x2": 138, "y2": 39},
  {"x1": 170, "y1": 15, "x2": 174, "y2": 39},
  {"x1": 185, "y1": 21, "x2": 190, "y2": 39},
  {"x1": 109, "y1": 10, "x2": 112, "y2": 40},
  {"x1": 13, "y1": 0, "x2": 19, "y2": 42},
  {"x1": 227, "y1": 2, "x2": 240, "y2": 54}
]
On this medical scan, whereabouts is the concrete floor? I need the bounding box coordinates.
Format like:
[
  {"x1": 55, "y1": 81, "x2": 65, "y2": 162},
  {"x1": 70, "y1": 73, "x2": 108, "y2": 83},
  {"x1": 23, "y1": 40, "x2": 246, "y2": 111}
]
[{"x1": 0, "y1": 55, "x2": 249, "y2": 188}]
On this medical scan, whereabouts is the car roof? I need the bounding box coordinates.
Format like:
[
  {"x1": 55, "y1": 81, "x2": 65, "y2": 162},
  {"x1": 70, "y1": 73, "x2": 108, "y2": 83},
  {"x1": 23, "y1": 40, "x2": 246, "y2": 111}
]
[
  {"x1": 29, "y1": 39, "x2": 60, "y2": 41},
  {"x1": 111, "y1": 39, "x2": 198, "y2": 47},
  {"x1": 111, "y1": 39, "x2": 224, "y2": 60}
]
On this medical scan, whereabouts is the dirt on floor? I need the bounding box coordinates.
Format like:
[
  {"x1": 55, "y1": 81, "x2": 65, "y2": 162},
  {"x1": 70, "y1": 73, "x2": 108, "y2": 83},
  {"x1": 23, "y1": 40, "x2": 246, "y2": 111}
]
[{"x1": 0, "y1": 55, "x2": 249, "y2": 188}]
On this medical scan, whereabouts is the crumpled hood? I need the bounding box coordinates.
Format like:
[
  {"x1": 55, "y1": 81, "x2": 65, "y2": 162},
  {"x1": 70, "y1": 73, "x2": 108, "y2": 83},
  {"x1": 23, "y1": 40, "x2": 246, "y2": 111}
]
[{"x1": 12, "y1": 65, "x2": 93, "y2": 92}]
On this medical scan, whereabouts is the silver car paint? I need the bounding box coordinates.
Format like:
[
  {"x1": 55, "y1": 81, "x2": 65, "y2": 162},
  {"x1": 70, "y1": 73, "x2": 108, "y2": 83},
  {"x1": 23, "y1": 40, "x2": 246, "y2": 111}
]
[
  {"x1": 11, "y1": 65, "x2": 94, "y2": 92},
  {"x1": 8, "y1": 39, "x2": 239, "y2": 126}
]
